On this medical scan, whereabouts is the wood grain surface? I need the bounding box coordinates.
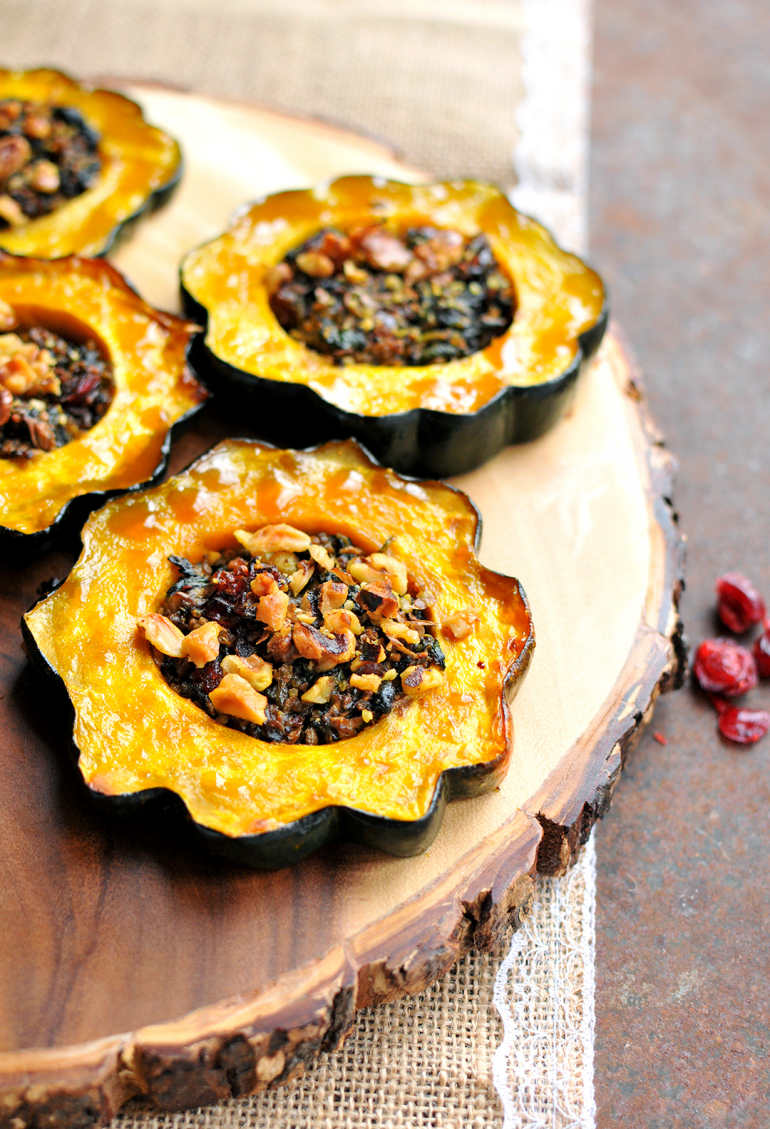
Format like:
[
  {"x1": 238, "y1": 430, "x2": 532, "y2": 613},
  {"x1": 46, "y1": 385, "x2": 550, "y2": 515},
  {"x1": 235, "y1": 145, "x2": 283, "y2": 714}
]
[{"x1": 0, "y1": 89, "x2": 684, "y2": 1128}]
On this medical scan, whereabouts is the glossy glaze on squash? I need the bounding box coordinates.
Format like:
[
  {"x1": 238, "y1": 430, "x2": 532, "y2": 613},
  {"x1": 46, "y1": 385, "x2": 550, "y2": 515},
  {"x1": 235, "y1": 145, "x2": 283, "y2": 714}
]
[
  {"x1": 0, "y1": 251, "x2": 205, "y2": 553},
  {"x1": 181, "y1": 176, "x2": 607, "y2": 477},
  {"x1": 23, "y1": 439, "x2": 534, "y2": 867},
  {"x1": 0, "y1": 68, "x2": 180, "y2": 258}
]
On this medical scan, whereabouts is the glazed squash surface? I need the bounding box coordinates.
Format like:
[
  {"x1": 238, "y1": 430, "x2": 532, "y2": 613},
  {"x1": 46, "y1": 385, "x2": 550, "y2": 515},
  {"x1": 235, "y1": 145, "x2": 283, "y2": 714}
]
[
  {"x1": 0, "y1": 252, "x2": 204, "y2": 539},
  {"x1": 181, "y1": 177, "x2": 605, "y2": 418},
  {"x1": 0, "y1": 68, "x2": 180, "y2": 258},
  {"x1": 24, "y1": 440, "x2": 534, "y2": 844}
]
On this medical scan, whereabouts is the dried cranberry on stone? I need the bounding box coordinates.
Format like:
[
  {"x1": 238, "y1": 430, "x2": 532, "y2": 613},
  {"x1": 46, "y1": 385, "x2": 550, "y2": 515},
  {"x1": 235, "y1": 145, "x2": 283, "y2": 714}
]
[
  {"x1": 715, "y1": 572, "x2": 766, "y2": 633},
  {"x1": 692, "y1": 637, "x2": 758, "y2": 696},
  {"x1": 753, "y1": 620, "x2": 770, "y2": 679},
  {"x1": 717, "y1": 707, "x2": 770, "y2": 745}
]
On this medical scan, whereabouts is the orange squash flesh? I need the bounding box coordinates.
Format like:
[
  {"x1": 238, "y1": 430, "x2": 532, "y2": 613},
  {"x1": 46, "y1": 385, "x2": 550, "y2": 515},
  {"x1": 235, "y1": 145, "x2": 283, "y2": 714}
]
[
  {"x1": 0, "y1": 68, "x2": 180, "y2": 258},
  {"x1": 24, "y1": 440, "x2": 534, "y2": 847},
  {"x1": 0, "y1": 252, "x2": 205, "y2": 540},
  {"x1": 181, "y1": 177, "x2": 606, "y2": 418}
]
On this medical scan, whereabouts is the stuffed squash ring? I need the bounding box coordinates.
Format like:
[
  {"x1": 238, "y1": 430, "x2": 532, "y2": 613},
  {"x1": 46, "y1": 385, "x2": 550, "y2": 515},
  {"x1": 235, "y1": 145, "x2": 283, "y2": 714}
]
[
  {"x1": 181, "y1": 176, "x2": 607, "y2": 477},
  {"x1": 23, "y1": 438, "x2": 534, "y2": 869},
  {"x1": 0, "y1": 68, "x2": 181, "y2": 258},
  {"x1": 0, "y1": 251, "x2": 205, "y2": 555}
]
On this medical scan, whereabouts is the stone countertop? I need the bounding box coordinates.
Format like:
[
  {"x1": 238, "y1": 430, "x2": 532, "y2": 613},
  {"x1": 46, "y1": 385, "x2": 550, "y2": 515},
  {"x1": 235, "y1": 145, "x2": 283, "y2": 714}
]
[{"x1": 591, "y1": 0, "x2": 770, "y2": 1124}]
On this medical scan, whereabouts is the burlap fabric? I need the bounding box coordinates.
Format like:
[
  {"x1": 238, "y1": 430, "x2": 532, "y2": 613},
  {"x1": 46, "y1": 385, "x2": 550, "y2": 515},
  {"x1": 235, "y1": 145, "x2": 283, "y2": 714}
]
[
  {"x1": 2, "y1": 3, "x2": 596, "y2": 1124},
  {"x1": 2, "y1": 0, "x2": 523, "y2": 187}
]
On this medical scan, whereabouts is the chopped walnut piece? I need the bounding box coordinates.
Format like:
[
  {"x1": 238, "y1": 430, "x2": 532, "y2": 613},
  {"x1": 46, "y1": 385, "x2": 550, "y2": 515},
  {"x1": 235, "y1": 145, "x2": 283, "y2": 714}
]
[
  {"x1": 0, "y1": 134, "x2": 31, "y2": 181},
  {"x1": 348, "y1": 558, "x2": 384, "y2": 586},
  {"x1": 289, "y1": 558, "x2": 314, "y2": 594},
  {"x1": 381, "y1": 618, "x2": 420, "y2": 645},
  {"x1": 293, "y1": 623, "x2": 356, "y2": 669},
  {"x1": 357, "y1": 227, "x2": 412, "y2": 273},
  {"x1": 250, "y1": 572, "x2": 279, "y2": 597},
  {"x1": 319, "y1": 578, "x2": 348, "y2": 615},
  {"x1": 295, "y1": 250, "x2": 335, "y2": 278},
  {"x1": 301, "y1": 675, "x2": 335, "y2": 704},
  {"x1": 0, "y1": 333, "x2": 59, "y2": 396},
  {"x1": 138, "y1": 613, "x2": 184, "y2": 657},
  {"x1": 368, "y1": 552, "x2": 408, "y2": 595},
  {"x1": 221, "y1": 653, "x2": 273, "y2": 692},
  {"x1": 180, "y1": 620, "x2": 221, "y2": 668},
  {"x1": 256, "y1": 590, "x2": 289, "y2": 632},
  {"x1": 350, "y1": 672, "x2": 382, "y2": 693},
  {"x1": 309, "y1": 542, "x2": 335, "y2": 571},
  {"x1": 235, "y1": 523, "x2": 311, "y2": 555},
  {"x1": 442, "y1": 610, "x2": 481, "y2": 641},
  {"x1": 324, "y1": 608, "x2": 364, "y2": 636},
  {"x1": 264, "y1": 262, "x2": 293, "y2": 295},
  {"x1": 29, "y1": 160, "x2": 60, "y2": 194},
  {"x1": 0, "y1": 195, "x2": 24, "y2": 227},
  {"x1": 401, "y1": 665, "x2": 445, "y2": 697},
  {"x1": 209, "y1": 673, "x2": 267, "y2": 724},
  {"x1": 355, "y1": 581, "x2": 399, "y2": 623}
]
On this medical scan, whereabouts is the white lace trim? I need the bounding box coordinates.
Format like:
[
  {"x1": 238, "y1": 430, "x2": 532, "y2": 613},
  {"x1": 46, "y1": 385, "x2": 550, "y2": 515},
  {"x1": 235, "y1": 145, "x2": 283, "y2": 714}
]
[{"x1": 492, "y1": 835, "x2": 597, "y2": 1128}]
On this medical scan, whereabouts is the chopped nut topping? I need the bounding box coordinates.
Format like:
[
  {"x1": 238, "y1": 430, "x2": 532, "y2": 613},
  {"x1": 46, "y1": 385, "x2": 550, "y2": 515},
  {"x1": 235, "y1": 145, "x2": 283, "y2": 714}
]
[
  {"x1": 442, "y1": 609, "x2": 481, "y2": 641},
  {"x1": 146, "y1": 530, "x2": 447, "y2": 744},
  {"x1": 180, "y1": 621, "x2": 221, "y2": 668},
  {"x1": 368, "y1": 552, "x2": 408, "y2": 595},
  {"x1": 221, "y1": 652, "x2": 273, "y2": 691},
  {"x1": 401, "y1": 665, "x2": 445, "y2": 697},
  {"x1": 0, "y1": 325, "x2": 113, "y2": 459},
  {"x1": 138, "y1": 613, "x2": 185, "y2": 657},
  {"x1": 0, "y1": 99, "x2": 101, "y2": 228},
  {"x1": 236, "y1": 523, "x2": 311, "y2": 555},
  {"x1": 209, "y1": 673, "x2": 267, "y2": 724},
  {"x1": 269, "y1": 224, "x2": 515, "y2": 366}
]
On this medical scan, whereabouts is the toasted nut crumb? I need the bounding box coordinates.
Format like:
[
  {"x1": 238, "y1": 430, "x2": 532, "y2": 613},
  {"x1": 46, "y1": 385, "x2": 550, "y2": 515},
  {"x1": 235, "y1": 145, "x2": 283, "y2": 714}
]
[
  {"x1": 382, "y1": 668, "x2": 397, "y2": 681},
  {"x1": 401, "y1": 665, "x2": 445, "y2": 697},
  {"x1": 381, "y1": 618, "x2": 420, "y2": 645},
  {"x1": 29, "y1": 159, "x2": 60, "y2": 194},
  {"x1": 289, "y1": 559, "x2": 314, "y2": 594},
  {"x1": 0, "y1": 195, "x2": 24, "y2": 227},
  {"x1": 221, "y1": 653, "x2": 273, "y2": 691},
  {"x1": 350, "y1": 672, "x2": 382, "y2": 693},
  {"x1": 324, "y1": 607, "x2": 364, "y2": 635},
  {"x1": 442, "y1": 610, "x2": 480, "y2": 641},
  {"x1": 209, "y1": 673, "x2": 267, "y2": 724},
  {"x1": 256, "y1": 590, "x2": 289, "y2": 632},
  {"x1": 361, "y1": 708, "x2": 374, "y2": 723},
  {"x1": 250, "y1": 572, "x2": 279, "y2": 597},
  {"x1": 264, "y1": 261, "x2": 293, "y2": 295},
  {"x1": 320, "y1": 578, "x2": 348, "y2": 615},
  {"x1": 296, "y1": 250, "x2": 335, "y2": 278},
  {"x1": 348, "y1": 558, "x2": 384, "y2": 586},
  {"x1": 368, "y1": 553, "x2": 408, "y2": 595},
  {"x1": 138, "y1": 613, "x2": 184, "y2": 657},
  {"x1": 235, "y1": 523, "x2": 311, "y2": 555},
  {"x1": 309, "y1": 543, "x2": 335, "y2": 571},
  {"x1": 301, "y1": 675, "x2": 335, "y2": 704},
  {"x1": 180, "y1": 620, "x2": 221, "y2": 668}
]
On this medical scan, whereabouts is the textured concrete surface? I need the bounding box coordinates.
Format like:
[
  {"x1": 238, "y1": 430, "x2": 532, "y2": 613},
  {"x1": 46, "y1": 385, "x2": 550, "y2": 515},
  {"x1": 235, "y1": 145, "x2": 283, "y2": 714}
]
[{"x1": 591, "y1": 1, "x2": 770, "y2": 1125}]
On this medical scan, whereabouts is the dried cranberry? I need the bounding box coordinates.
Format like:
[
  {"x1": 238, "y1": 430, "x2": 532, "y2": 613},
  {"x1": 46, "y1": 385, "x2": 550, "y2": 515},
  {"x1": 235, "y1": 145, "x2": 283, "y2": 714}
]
[
  {"x1": 715, "y1": 572, "x2": 766, "y2": 633},
  {"x1": 754, "y1": 629, "x2": 770, "y2": 679},
  {"x1": 692, "y1": 637, "x2": 758, "y2": 696},
  {"x1": 717, "y1": 707, "x2": 770, "y2": 745}
]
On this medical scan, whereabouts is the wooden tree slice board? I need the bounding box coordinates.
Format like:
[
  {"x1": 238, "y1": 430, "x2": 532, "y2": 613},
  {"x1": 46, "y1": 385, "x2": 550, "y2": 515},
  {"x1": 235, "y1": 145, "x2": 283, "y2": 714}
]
[{"x1": 0, "y1": 88, "x2": 684, "y2": 1126}]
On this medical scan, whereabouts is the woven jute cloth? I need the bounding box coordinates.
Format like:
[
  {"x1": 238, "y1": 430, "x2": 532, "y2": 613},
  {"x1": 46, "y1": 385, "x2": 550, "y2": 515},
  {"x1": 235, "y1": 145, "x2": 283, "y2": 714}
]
[
  {"x1": 2, "y1": 2, "x2": 596, "y2": 1124},
  {"x1": 2, "y1": 0, "x2": 523, "y2": 187}
]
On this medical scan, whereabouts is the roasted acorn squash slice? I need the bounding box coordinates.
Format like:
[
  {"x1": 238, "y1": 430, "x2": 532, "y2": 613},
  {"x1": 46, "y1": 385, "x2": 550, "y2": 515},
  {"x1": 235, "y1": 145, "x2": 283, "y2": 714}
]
[
  {"x1": 23, "y1": 438, "x2": 534, "y2": 868},
  {"x1": 0, "y1": 68, "x2": 180, "y2": 258},
  {"x1": 181, "y1": 176, "x2": 607, "y2": 477},
  {"x1": 0, "y1": 251, "x2": 205, "y2": 554}
]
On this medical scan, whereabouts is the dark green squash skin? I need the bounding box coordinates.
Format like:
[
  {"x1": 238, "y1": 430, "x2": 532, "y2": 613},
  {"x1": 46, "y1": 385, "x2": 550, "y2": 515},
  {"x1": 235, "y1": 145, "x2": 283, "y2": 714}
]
[
  {"x1": 97, "y1": 162, "x2": 182, "y2": 259},
  {"x1": 21, "y1": 440, "x2": 535, "y2": 870},
  {"x1": 181, "y1": 285, "x2": 608, "y2": 480}
]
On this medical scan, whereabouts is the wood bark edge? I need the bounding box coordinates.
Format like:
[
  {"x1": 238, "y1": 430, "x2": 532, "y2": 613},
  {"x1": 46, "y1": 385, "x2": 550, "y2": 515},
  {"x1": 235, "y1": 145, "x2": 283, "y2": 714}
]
[{"x1": 0, "y1": 329, "x2": 686, "y2": 1129}]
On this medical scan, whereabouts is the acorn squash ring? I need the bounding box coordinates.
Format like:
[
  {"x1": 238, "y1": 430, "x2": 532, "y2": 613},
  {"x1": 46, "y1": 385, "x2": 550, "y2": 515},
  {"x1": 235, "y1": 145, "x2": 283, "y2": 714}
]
[
  {"x1": 0, "y1": 68, "x2": 181, "y2": 259},
  {"x1": 0, "y1": 251, "x2": 206, "y2": 557},
  {"x1": 22, "y1": 438, "x2": 535, "y2": 869},
  {"x1": 181, "y1": 176, "x2": 608, "y2": 478}
]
